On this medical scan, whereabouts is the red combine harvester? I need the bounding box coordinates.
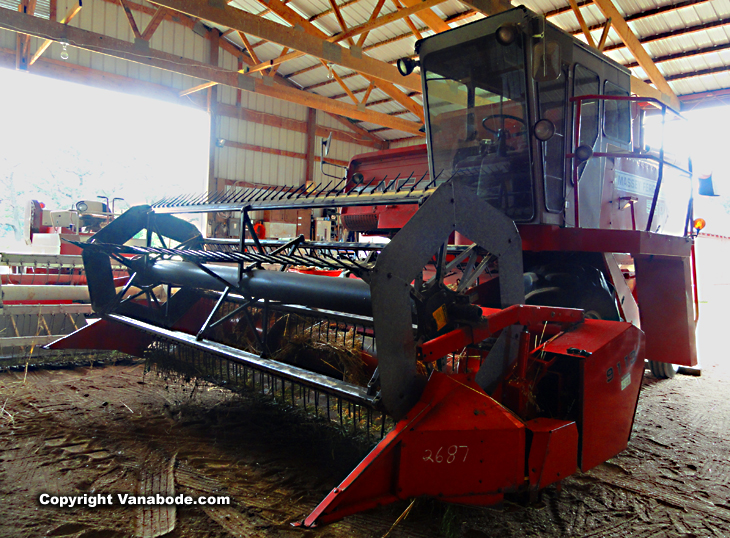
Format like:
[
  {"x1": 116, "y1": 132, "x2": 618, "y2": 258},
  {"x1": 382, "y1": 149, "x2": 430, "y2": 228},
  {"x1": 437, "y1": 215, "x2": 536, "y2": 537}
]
[{"x1": 49, "y1": 6, "x2": 703, "y2": 526}]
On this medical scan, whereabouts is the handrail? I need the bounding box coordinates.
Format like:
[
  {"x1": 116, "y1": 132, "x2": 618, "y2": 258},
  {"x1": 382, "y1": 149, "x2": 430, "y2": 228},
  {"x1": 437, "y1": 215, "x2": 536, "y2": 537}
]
[{"x1": 567, "y1": 94, "x2": 693, "y2": 233}]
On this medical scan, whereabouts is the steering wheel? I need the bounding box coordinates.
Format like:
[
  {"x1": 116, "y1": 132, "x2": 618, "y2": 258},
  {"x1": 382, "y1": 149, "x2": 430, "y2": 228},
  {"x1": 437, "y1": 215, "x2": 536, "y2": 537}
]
[{"x1": 481, "y1": 114, "x2": 526, "y2": 134}]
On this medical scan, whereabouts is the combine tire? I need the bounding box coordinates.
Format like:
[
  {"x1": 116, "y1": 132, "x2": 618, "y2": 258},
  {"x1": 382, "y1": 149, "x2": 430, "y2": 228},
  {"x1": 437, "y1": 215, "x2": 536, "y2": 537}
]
[
  {"x1": 648, "y1": 361, "x2": 680, "y2": 379},
  {"x1": 524, "y1": 264, "x2": 620, "y2": 321}
]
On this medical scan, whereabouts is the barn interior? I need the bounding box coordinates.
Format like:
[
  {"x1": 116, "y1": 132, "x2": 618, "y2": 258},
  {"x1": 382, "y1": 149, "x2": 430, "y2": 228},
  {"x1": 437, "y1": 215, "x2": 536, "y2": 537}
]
[{"x1": 1, "y1": 0, "x2": 730, "y2": 536}]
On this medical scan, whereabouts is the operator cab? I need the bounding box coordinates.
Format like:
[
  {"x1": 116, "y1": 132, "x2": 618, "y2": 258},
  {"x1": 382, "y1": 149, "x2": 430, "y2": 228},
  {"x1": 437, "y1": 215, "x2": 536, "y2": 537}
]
[{"x1": 416, "y1": 6, "x2": 653, "y2": 230}]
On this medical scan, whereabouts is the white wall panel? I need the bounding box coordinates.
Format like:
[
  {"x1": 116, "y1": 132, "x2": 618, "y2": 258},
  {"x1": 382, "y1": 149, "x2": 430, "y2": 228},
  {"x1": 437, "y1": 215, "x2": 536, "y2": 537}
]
[
  {"x1": 390, "y1": 137, "x2": 423, "y2": 149},
  {"x1": 0, "y1": 28, "x2": 15, "y2": 50}
]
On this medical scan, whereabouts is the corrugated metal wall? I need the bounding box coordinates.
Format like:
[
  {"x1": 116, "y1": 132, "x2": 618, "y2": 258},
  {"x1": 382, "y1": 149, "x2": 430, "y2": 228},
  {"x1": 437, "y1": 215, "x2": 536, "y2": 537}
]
[{"x1": 0, "y1": 0, "x2": 383, "y2": 194}]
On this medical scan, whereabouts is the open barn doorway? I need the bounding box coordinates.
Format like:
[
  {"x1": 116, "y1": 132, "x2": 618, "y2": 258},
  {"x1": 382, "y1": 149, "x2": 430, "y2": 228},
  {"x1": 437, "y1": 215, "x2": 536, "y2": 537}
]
[{"x1": 0, "y1": 66, "x2": 210, "y2": 250}]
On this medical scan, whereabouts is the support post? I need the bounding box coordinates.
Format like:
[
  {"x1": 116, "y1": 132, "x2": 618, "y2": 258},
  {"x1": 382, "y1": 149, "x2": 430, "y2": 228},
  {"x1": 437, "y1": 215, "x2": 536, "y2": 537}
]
[
  {"x1": 208, "y1": 28, "x2": 220, "y2": 237},
  {"x1": 305, "y1": 108, "x2": 317, "y2": 187}
]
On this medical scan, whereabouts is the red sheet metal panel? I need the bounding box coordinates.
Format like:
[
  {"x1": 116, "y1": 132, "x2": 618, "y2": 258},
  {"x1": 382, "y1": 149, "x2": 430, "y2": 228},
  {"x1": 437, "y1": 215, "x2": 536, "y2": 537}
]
[
  {"x1": 398, "y1": 376, "x2": 525, "y2": 497},
  {"x1": 526, "y1": 418, "x2": 579, "y2": 491},
  {"x1": 634, "y1": 254, "x2": 697, "y2": 367},
  {"x1": 301, "y1": 372, "x2": 524, "y2": 527},
  {"x1": 544, "y1": 320, "x2": 644, "y2": 471}
]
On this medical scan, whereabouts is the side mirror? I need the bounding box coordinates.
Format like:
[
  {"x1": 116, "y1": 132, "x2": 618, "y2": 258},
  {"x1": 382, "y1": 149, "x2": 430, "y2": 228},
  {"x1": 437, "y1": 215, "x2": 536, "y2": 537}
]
[
  {"x1": 698, "y1": 173, "x2": 719, "y2": 196},
  {"x1": 321, "y1": 132, "x2": 333, "y2": 157}
]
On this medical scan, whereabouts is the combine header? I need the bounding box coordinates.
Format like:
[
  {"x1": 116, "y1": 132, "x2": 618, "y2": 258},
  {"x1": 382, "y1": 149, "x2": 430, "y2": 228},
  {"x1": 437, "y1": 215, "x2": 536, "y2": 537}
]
[{"x1": 49, "y1": 6, "x2": 701, "y2": 525}]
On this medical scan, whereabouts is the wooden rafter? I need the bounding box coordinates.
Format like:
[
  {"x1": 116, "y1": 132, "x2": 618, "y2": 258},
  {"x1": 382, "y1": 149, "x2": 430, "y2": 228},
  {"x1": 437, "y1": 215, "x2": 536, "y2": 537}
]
[
  {"x1": 255, "y1": 0, "x2": 424, "y2": 122},
  {"x1": 361, "y1": 81, "x2": 375, "y2": 104},
  {"x1": 269, "y1": 47, "x2": 289, "y2": 76},
  {"x1": 392, "y1": 0, "x2": 423, "y2": 40},
  {"x1": 327, "y1": 114, "x2": 389, "y2": 147},
  {"x1": 216, "y1": 103, "x2": 384, "y2": 148},
  {"x1": 591, "y1": 0, "x2": 679, "y2": 110},
  {"x1": 238, "y1": 31, "x2": 260, "y2": 64},
  {"x1": 328, "y1": 0, "x2": 355, "y2": 47},
  {"x1": 597, "y1": 18, "x2": 612, "y2": 52},
  {"x1": 356, "y1": 0, "x2": 386, "y2": 47},
  {"x1": 15, "y1": 0, "x2": 36, "y2": 70},
  {"x1": 398, "y1": 0, "x2": 449, "y2": 33},
  {"x1": 324, "y1": 60, "x2": 360, "y2": 104},
  {"x1": 119, "y1": 0, "x2": 142, "y2": 39},
  {"x1": 141, "y1": 6, "x2": 168, "y2": 41},
  {"x1": 0, "y1": 7, "x2": 424, "y2": 135},
  {"x1": 40, "y1": 0, "x2": 380, "y2": 143},
  {"x1": 148, "y1": 0, "x2": 438, "y2": 92},
  {"x1": 311, "y1": 0, "x2": 366, "y2": 23},
  {"x1": 365, "y1": 76, "x2": 424, "y2": 122},
  {"x1": 29, "y1": 2, "x2": 81, "y2": 66},
  {"x1": 568, "y1": 0, "x2": 596, "y2": 48}
]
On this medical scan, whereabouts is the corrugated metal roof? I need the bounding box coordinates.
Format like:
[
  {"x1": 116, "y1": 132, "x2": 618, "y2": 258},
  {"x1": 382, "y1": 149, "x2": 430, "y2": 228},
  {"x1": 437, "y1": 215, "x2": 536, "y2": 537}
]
[
  {"x1": 0, "y1": 0, "x2": 50, "y2": 19},
  {"x1": 208, "y1": 0, "x2": 730, "y2": 142}
]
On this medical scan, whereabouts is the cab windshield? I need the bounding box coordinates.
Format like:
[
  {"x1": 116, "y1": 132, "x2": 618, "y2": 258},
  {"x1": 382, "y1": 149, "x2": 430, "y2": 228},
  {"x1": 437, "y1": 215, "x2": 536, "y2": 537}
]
[{"x1": 423, "y1": 33, "x2": 533, "y2": 220}]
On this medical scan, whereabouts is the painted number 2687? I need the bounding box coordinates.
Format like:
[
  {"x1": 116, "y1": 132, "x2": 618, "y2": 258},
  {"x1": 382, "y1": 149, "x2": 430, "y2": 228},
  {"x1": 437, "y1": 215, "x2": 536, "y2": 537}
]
[{"x1": 422, "y1": 445, "x2": 469, "y2": 464}]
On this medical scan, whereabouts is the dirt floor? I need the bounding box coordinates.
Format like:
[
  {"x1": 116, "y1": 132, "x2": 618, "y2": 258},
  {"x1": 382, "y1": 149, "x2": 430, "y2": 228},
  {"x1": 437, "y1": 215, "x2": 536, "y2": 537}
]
[
  {"x1": 0, "y1": 239, "x2": 728, "y2": 538},
  {"x1": 0, "y1": 351, "x2": 727, "y2": 538}
]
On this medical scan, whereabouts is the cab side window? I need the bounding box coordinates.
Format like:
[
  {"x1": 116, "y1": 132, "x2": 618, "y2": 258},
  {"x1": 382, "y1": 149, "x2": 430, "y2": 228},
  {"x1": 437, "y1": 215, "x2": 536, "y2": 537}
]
[
  {"x1": 538, "y1": 71, "x2": 567, "y2": 212},
  {"x1": 603, "y1": 81, "x2": 631, "y2": 143},
  {"x1": 573, "y1": 64, "x2": 600, "y2": 148}
]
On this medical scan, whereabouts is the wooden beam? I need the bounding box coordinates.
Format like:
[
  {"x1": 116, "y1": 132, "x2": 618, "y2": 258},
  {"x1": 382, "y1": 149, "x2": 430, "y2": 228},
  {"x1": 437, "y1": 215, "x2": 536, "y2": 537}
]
[
  {"x1": 220, "y1": 139, "x2": 349, "y2": 166},
  {"x1": 208, "y1": 28, "x2": 220, "y2": 196},
  {"x1": 215, "y1": 102, "x2": 384, "y2": 148},
  {"x1": 268, "y1": 47, "x2": 289, "y2": 76},
  {"x1": 455, "y1": 0, "x2": 510, "y2": 16},
  {"x1": 356, "y1": 0, "x2": 386, "y2": 47},
  {"x1": 568, "y1": 0, "x2": 596, "y2": 48},
  {"x1": 29, "y1": 1, "x2": 82, "y2": 66},
  {"x1": 361, "y1": 81, "x2": 374, "y2": 104},
  {"x1": 0, "y1": 7, "x2": 424, "y2": 135},
  {"x1": 119, "y1": 0, "x2": 143, "y2": 39},
  {"x1": 591, "y1": 0, "x2": 679, "y2": 110},
  {"x1": 328, "y1": 0, "x2": 355, "y2": 47},
  {"x1": 1, "y1": 46, "x2": 200, "y2": 106},
  {"x1": 148, "y1": 0, "x2": 428, "y2": 92},
  {"x1": 398, "y1": 0, "x2": 449, "y2": 33},
  {"x1": 393, "y1": 0, "x2": 423, "y2": 40},
  {"x1": 305, "y1": 108, "x2": 317, "y2": 185},
  {"x1": 325, "y1": 60, "x2": 360, "y2": 104},
  {"x1": 141, "y1": 6, "x2": 167, "y2": 41},
  {"x1": 252, "y1": 0, "x2": 425, "y2": 123},
  {"x1": 180, "y1": 81, "x2": 217, "y2": 96},
  {"x1": 16, "y1": 0, "x2": 35, "y2": 71},
  {"x1": 327, "y1": 114, "x2": 388, "y2": 148},
  {"x1": 366, "y1": 76, "x2": 424, "y2": 122},
  {"x1": 597, "y1": 18, "x2": 612, "y2": 52},
  {"x1": 238, "y1": 31, "x2": 261, "y2": 64},
  {"x1": 630, "y1": 76, "x2": 677, "y2": 110}
]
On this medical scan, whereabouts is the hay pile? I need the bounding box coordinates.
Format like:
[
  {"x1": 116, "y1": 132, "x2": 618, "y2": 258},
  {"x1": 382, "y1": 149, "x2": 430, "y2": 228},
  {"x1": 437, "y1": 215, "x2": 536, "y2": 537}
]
[{"x1": 272, "y1": 315, "x2": 370, "y2": 387}]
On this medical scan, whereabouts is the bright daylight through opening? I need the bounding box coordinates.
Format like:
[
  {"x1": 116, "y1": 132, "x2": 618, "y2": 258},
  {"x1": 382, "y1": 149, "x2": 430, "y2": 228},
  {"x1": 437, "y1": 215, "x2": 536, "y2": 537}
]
[{"x1": 0, "y1": 66, "x2": 210, "y2": 251}]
